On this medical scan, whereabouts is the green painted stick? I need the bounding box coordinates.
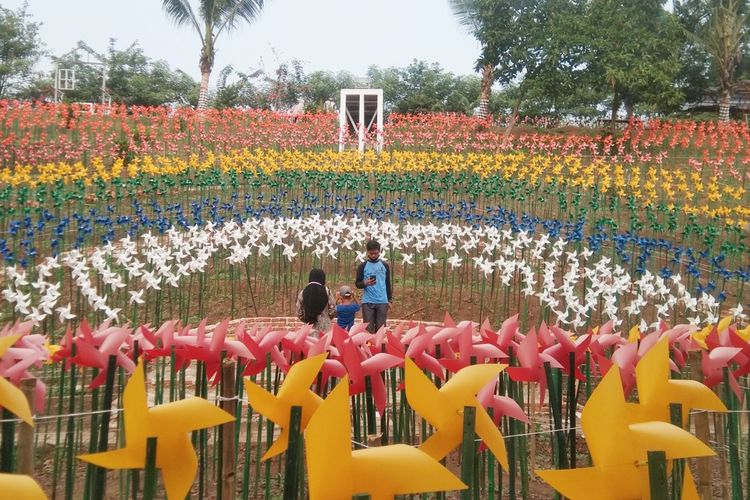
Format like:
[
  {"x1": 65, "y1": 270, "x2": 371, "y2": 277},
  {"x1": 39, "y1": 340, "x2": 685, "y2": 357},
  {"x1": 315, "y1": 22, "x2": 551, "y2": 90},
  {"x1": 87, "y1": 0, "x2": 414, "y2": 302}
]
[
  {"x1": 460, "y1": 406, "x2": 477, "y2": 500},
  {"x1": 92, "y1": 355, "x2": 118, "y2": 500},
  {"x1": 723, "y1": 367, "x2": 743, "y2": 500},
  {"x1": 142, "y1": 437, "x2": 158, "y2": 500},
  {"x1": 543, "y1": 362, "x2": 568, "y2": 470},
  {"x1": 647, "y1": 450, "x2": 669, "y2": 500},
  {"x1": 669, "y1": 403, "x2": 683, "y2": 500},
  {"x1": 0, "y1": 408, "x2": 14, "y2": 473},
  {"x1": 241, "y1": 396, "x2": 253, "y2": 500},
  {"x1": 52, "y1": 360, "x2": 67, "y2": 500},
  {"x1": 365, "y1": 375, "x2": 376, "y2": 435},
  {"x1": 508, "y1": 348, "x2": 516, "y2": 500},
  {"x1": 283, "y1": 406, "x2": 303, "y2": 500},
  {"x1": 487, "y1": 407, "x2": 495, "y2": 500},
  {"x1": 567, "y1": 351, "x2": 576, "y2": 470},
  {"x1": 64, "y1": 345, "x2": 78, "y2": 500}
]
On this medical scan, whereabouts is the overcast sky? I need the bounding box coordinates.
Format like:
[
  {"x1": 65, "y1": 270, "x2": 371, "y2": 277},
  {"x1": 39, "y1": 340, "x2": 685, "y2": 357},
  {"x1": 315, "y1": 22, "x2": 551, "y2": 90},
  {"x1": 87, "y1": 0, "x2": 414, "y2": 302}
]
[{"x1": 4, "y1": 0, "x2": 482, "y2": 80}]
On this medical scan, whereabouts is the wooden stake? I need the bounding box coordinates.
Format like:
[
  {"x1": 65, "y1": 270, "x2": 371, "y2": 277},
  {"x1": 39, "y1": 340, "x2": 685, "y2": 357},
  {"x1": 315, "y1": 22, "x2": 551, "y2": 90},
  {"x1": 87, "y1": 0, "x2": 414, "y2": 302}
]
[
  {"x1": 221, "y1": 358, "x2": 237, "y2": 500},
  {"x1": 688, "y1": 351, "x2": 712, "y2": 499},
  {"x1": 18, "y1": 379, "x2": 36, "y2": 475}
]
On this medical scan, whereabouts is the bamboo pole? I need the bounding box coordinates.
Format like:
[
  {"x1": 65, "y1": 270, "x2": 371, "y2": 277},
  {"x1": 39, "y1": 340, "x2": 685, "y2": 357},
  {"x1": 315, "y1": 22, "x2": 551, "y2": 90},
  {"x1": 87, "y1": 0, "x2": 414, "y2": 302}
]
[
  {"x1": 647, "y1": 450, "x2": 669, "y2": 500},
  {"x1": 460, "y1": 406, "x2": 477, "y2": 500},
  {"x1": 283, "y1": 406, "x2": 303, "y2": 500}
]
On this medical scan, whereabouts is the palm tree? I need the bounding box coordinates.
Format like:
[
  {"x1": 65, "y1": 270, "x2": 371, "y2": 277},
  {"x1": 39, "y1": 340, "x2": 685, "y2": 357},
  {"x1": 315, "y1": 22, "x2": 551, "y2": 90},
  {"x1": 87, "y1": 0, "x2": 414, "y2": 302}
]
[
  {"x1": 161, "y1": 0, "x2": 266, "y2": 109},
  {"x1": 681, "y1": 0, "x2": 748, "y2": 120},
  {"x1": 449, "y1": 0, "x2": 507, "y2": 120}
]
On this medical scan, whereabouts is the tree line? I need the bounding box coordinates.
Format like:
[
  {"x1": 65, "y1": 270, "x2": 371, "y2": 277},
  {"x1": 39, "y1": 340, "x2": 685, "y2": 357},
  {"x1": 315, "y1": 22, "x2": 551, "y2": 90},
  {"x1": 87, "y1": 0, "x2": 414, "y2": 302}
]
[{"x1": 1, "y1": 1, "x2": 748, "y2": 121}]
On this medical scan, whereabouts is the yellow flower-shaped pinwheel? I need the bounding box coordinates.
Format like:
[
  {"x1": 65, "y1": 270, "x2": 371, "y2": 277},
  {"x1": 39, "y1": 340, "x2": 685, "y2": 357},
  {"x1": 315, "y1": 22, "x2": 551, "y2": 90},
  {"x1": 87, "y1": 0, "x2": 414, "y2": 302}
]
[
  {"x1": 306, "y1": 374, "x2": 466, "y2": 500},
  {"x1": 78, "y1": 360, "x2": 233, "y2": 499},
  {"x1": 0, "y1": 334, "x2": 46, "y2": 499},
  {"x1": 243, "y1": 353, "x2": 325, "y2": 461},
  {"x1": 627, "y1": 337, "x2": 726, "y2": 427},
  {"x1": 404, "y1": 357, "x2": 509, "y2": 470},
  {"x1": 537, "y1": 365, "x2": 715, "y2": 500}
]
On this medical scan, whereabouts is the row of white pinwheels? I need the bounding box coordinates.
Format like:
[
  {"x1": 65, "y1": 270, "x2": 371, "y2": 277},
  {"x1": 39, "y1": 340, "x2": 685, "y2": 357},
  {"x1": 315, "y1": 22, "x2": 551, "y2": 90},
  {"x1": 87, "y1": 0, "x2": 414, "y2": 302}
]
[{"x1": 2, "y1": 215, "x2": 738, "y2": 331}]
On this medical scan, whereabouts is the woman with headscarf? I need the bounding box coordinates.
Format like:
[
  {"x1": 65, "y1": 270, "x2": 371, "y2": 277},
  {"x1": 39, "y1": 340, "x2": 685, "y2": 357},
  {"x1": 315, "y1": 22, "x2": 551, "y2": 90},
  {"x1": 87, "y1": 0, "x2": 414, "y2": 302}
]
[{"x1": 295, "y1": 268, "x2": 336, "y2": 336}]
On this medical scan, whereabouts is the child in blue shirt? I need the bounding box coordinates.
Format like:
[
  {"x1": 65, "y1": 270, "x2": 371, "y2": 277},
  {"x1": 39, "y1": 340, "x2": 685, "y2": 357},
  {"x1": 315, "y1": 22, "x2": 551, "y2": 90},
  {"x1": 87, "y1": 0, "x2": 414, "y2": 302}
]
[{"x1": 335, "y1": 285, "x2": 361, "y2": 331}]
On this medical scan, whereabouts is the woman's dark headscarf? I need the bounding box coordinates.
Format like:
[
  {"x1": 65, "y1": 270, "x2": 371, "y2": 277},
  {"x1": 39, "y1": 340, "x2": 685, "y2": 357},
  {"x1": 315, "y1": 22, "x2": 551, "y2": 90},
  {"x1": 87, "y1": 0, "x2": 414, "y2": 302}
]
[{"x1": 302, "y1": 268, "x2": 328, "y2": 324}]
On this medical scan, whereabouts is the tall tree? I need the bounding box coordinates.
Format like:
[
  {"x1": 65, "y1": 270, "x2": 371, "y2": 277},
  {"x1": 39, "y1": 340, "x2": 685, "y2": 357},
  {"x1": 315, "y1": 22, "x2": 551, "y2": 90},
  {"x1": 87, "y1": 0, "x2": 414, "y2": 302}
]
[
  {"x1": 677, "y1": 0, "x2": 749, "y2": 120},
  {"x1": 449, "y1": 0, "x2": 515, "y2": 119},
  {"x1": 161, "y1": 0, "x2": 266, "y2": 109},
  {"x1": 367, "y1": 60, "x2": 480, "y2": 114},
  {"x1": 586, "y1": 0, "x2": 683, "y2": 127},
  {"x1": 0, "y1": 3, "x2": 43, "y2": 98},
  {"x1": 450, "y1": 0, "x2": 586, "y2": 129}
]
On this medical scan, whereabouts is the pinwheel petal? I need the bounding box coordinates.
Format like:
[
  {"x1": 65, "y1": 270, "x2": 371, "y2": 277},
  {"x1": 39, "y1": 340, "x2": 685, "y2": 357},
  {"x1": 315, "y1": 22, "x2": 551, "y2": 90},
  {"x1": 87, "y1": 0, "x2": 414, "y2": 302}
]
[
  {"x1": 0, "y1": 473, "x2": 47, "y2": 500},
  {"x1": 0, "y1": 376, "x2": 33, "y2": 426},
  {"x1": 351, "y1": 445, "x2": 466, "y2": 497}
]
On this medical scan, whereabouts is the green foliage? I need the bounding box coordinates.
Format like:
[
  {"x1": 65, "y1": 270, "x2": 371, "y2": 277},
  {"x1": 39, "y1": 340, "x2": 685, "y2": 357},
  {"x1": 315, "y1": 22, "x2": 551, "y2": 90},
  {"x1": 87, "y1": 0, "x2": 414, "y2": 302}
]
[
  {"x1": 368, "y1": 60, "x2": 480, "y2": 114},
  {"x1": 303, "y1": 70, "x2": 357, "y2": 111},
  {"x1": 0, "y1": 3, "x2": 44, "y2": 98},
  {"x1": 53, "y1": 40, "x2": 198, "y2": 106},
  {"x1": 585, "y1": 0, "x2": 684, "y2": 116}
]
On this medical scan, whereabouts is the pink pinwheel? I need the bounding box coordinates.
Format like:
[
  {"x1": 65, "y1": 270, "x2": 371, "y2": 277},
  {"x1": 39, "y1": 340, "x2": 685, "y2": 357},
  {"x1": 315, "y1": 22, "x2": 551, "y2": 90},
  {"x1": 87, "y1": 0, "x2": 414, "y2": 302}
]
[
  {"x1": 477, "y1": 378, "x2": 529, "y2": 426},
  {"x1": 236, "y1": 325, "x2": 290, "y2": 377},
  {"x1": 328, "y1": 324, "x2": 401, "y2": 414},
  {"x1": 588, "y1": 322, "x2": 628, "y2": 360},
  {"x1": 600, "y1": 342, "x2": 639, "y2": 395},
  {"x1": 725, "y1": 329, "x2": 750, "y2": 378},
  {"x1": 437, "y1": 323, "x2": 506, "y2": 374},
  {"x1": 662, "y1": 324, "x2": 697, "y2": 369},
  {"x1": 137, "y1": 320, "x2": 181, "y2": 361},
  {"x1": 492, "y1": 314, "x2": 520, "y2": 351},
  {"x1": 543, "y1": 325, "x2": 592, "y2": 380},
  {"x1": 0, "y1": 321, "x2": 49, "y2": 411},
  {"x1": 506, "y1": 327, "x2": 562, "y2": 406},
  {"x1": 177, "y1": 319, "x2": 234, "y2": 384},
  {"x1": 396, "y1": 324, "x2": 445, "y2": 381},
  {"x1": 71, "y1": 322, "x2": 135, "y2": 389},
  {"x1": 702, "y1": 347, "x2": 743, "y2": 399}
]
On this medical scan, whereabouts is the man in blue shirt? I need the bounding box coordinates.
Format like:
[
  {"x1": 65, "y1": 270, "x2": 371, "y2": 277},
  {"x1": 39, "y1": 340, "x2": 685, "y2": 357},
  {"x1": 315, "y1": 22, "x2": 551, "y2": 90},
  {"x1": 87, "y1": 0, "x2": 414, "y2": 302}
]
[
  {"x1": 355, "y1": 239, "x2": 393, "y2": 333},
  {"x1": 335, "y1": 285, "x2": 361, "y2": 331}
]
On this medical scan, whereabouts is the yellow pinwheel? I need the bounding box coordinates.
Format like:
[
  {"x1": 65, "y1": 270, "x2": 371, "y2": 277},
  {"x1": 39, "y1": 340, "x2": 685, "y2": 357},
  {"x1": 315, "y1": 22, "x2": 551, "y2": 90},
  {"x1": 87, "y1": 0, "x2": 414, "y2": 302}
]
[
  {"x1": 404, "y1": 357, "x2": 509, "y2": 469},
  {"x1": 306, "y1": 374, "x2": 466, "y2": 500},
  {"x1": 0, "y1": 334, "x2": 46, "y2": 499},
  {"x1": 244, "y1": 353, "x2": 326, "y2": 461},
  {"x1": 537, "y1": 365, "x2": 715, "y2": 500},
  {"x1": 78, "y1": 360, "x2": 234, "y2": 499},
  {"x1": 627, "y1": 337, "x2": 726, "y2": 427}
]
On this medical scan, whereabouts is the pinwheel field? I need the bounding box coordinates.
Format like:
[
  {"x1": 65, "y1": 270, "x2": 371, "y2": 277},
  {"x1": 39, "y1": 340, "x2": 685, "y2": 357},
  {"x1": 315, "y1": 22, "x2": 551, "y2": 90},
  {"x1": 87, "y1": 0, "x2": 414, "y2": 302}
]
[{"x1": 2, "y1": 101, "x2": 750, "y2": 498}]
